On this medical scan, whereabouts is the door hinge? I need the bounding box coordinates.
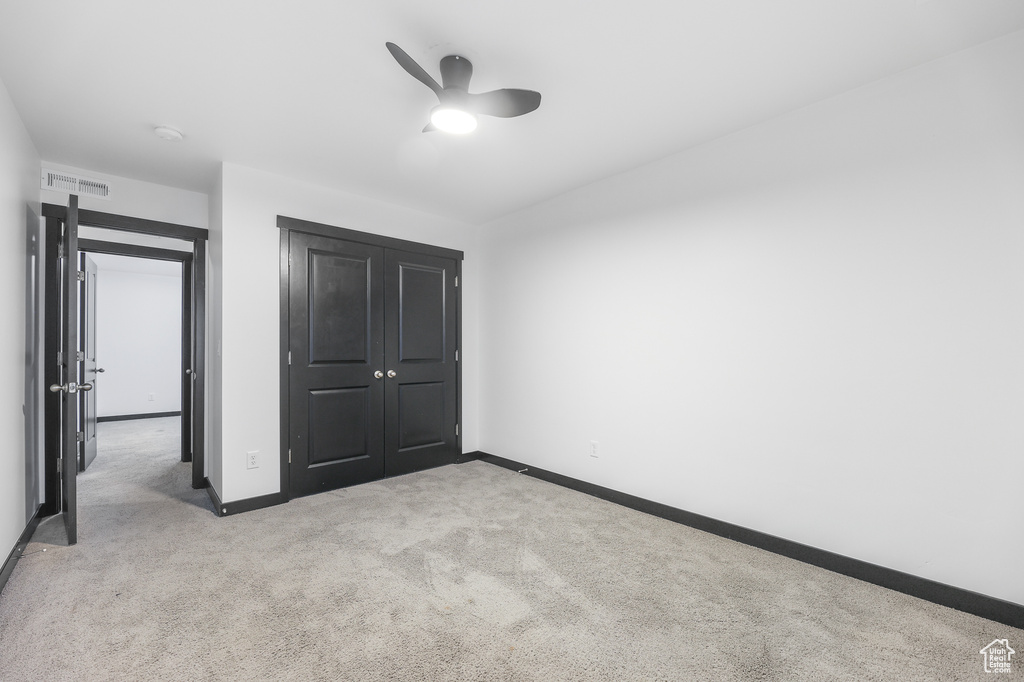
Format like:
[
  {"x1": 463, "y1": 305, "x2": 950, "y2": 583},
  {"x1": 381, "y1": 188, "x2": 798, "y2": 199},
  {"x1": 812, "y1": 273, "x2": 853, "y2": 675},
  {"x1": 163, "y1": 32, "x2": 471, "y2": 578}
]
[
  {"x1": 76, "y1": 351, "x2": 84, "y2": 362},
  {"x1": 454, "y1": 275, "x2": 458, "y2": 287},
  {"x1": 77, "y1": 270, "x2": 85, "y2": 282},
  {"x1": 77, "y1": 431, "x2": 85, "y2": 442},
  {"x1": 455, "y1": 424, "x2": 459, "y2": 437},
  {"x1": 288, "y1": 448, "x2": 292, "y2": 464},
  {"x1": 288, "y1": 351, "x2": 292, "y2": 366},
  {"x1": 56, "y1": 457, "x2": 61, "y2": 472},
  {"x1": 455, "y1": 350, "x2": 459, "y2": 362}
]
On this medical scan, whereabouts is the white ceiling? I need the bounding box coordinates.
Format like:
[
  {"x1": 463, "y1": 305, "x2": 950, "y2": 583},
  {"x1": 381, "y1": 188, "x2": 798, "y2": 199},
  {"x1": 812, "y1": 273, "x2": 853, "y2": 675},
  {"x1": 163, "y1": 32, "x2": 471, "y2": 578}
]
[{"x1": 2, "y1": 1, "x2": 1023, "y2": 224}]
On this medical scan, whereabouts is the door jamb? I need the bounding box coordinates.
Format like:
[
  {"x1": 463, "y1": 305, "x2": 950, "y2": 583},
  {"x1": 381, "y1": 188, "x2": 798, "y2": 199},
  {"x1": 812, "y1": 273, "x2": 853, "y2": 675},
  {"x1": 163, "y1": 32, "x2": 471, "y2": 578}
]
[{"x1": 42, "y1": 204, "x2": 209, "y2": 520}]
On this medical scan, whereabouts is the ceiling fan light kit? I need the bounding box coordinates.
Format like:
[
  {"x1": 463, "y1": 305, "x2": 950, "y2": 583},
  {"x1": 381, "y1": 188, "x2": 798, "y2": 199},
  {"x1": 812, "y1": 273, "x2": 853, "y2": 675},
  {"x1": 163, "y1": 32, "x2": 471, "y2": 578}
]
[
  {"x1": 430, "y1": 106, "x2": 477, "y2": 134},
  {"x1": 386, "y1": 42, "x2": 541, "y2": 134}
]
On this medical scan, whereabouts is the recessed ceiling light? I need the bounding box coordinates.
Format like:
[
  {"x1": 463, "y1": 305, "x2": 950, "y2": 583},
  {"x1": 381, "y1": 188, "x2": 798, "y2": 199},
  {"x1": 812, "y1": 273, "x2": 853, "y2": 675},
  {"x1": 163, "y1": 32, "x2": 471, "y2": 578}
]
[{"x1": 154, "y1": 125, "x2": 184, "y2": 141}]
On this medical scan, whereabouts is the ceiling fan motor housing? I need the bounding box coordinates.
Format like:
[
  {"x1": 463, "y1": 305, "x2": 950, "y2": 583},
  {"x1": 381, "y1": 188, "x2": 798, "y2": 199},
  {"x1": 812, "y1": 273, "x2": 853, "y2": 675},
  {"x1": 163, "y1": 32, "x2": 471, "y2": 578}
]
[
  {"x1": 438, "y1": 88, "x2": 471, "y2": 110},
  {"x1": 440, "y1": 55, "x2": 473, "y2": 91}
]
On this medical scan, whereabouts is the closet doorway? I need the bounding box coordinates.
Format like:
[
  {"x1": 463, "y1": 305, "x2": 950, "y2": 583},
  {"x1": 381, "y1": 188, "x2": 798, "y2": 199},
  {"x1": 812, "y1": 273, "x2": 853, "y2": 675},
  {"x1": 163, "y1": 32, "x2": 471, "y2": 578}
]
[{"x1": 279, "y1": 216, "x2": 462, "y2": 498}]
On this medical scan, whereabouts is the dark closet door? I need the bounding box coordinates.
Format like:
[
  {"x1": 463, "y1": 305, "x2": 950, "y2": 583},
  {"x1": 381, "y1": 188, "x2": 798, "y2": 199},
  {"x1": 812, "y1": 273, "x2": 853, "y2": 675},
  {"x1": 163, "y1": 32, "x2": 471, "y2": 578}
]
[
  {"x1": 288, "y1": 232, "x2": 385, "y2": 497},
  {"x1": 384, "y1": 249, "x2": 459, "y2": 476}
]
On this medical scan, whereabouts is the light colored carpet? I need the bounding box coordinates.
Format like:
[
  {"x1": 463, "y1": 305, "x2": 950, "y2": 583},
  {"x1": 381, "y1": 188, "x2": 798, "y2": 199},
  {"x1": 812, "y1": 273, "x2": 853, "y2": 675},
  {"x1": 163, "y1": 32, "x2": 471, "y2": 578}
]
[{"x1": 0, "y1": 417, "x2": 1018, "y2": 681}]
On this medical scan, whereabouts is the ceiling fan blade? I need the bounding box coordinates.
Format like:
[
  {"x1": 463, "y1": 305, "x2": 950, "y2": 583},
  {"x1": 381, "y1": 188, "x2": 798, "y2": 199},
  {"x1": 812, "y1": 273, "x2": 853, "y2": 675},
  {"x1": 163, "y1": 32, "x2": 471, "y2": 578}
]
[
  {"x1": 468, "y1": 89, "x2": 541, "y2": 118},
  {"x1": 386, "y1": 42, "x2": 442, "y2": 96}
]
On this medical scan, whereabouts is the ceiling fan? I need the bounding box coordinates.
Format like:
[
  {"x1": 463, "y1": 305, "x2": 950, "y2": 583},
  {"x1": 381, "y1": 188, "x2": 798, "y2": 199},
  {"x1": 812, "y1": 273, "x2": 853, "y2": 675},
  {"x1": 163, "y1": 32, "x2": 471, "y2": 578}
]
[{"x1": 385, "y1": 42, "x2": 541, "y2": 134}]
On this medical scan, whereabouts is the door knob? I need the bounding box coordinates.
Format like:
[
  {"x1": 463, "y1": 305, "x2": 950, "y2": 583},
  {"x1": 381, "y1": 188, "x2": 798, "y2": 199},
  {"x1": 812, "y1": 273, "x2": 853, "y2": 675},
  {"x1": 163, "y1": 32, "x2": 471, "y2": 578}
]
[
  {"x1": 96, "y1": 368, "x2": 105, "y2": 373},
  {"x1": 50, "y1": 382, "x2": 91, "y2": 394},
  {"x1": 373, "y1": 370, "x2": 384, "y2": 379},
  {"x1": 387, "y1": 370, "x2": 397, "y2": 378}
]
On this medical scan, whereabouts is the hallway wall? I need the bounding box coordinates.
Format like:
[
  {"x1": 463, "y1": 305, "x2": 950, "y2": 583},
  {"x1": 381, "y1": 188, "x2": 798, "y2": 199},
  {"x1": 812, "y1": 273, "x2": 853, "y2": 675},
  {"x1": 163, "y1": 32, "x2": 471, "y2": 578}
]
[
  {"x1": 91, "y1": 259, "x2": 183, "y2": 417},
  {"x1": 0, "y1": 75, "x2": 41, "y2": 557}
]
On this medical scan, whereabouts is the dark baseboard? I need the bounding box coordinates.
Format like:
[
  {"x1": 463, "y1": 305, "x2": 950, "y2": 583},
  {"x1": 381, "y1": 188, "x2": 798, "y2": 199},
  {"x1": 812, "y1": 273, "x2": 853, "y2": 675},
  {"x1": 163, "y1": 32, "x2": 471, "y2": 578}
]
[
  {"x1": 98, "y1": 411, "x2": 182, "y2": 423},
  {"x1": 205, "y1": 478, "x2": 222, "y2": 515},
  {"x1": 477, "y1": 452, "x2": 1024, "y2": 630},
  {"x1": 0, "y1": 506, "x2": 45, "y2": 597},
  {"x1": 455, "y1": 450, "x2": 481, "y2": 464},
  {"x1": 206, "y1": 480, "x2": 286, "y2": 517},
  {"x1": 221, "y1": 491, "x2": 287, "y2": 516}
]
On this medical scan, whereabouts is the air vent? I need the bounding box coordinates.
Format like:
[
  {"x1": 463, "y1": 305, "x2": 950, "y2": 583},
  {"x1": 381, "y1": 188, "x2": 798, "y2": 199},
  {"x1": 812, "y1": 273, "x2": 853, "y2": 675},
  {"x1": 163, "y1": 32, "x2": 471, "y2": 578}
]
[{"x1": 41, "y1": 169, "x2": 111, "y2": 200}]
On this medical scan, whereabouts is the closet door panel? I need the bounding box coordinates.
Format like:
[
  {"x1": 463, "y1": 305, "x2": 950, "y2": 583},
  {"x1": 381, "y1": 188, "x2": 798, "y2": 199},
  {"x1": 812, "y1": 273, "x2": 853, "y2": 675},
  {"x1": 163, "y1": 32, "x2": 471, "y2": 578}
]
[
  {"x1": 384, "y1": 250, "x2": 459, "y2": 476},
  {"x1": 288, "y1": 232, "x2": 384, "y2": 497},
  {"x1": 398, "y1": 381, "x2": 446, "y2": 450}
]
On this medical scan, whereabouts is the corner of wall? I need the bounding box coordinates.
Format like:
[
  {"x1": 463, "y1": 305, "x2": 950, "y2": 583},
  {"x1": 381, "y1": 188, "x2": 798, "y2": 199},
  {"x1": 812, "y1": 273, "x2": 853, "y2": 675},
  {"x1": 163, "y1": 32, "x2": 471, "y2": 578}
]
[
  {"x1": 0, "y1": 73, "x2": 42, "y2": 558},
  {"x1": 205, "y1": 165, "x2": 224, "y2": 498}
]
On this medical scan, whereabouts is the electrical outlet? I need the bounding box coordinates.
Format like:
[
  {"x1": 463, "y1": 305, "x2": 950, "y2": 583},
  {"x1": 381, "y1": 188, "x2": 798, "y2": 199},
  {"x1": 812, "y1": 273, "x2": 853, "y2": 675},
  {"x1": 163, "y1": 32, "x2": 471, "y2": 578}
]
[
  {"x1": 246, "y1": 451, "x2": 259, "y2": 469},
  {"x1": 590, "y1": 441, "x2": 599, "y2": 458}
]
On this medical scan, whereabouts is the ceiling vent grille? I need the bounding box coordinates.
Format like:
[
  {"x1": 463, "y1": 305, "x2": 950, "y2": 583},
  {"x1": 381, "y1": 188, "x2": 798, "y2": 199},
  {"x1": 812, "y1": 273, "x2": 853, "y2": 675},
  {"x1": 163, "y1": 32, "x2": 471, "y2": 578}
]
[{"x1": 41, "y1": 169, "x2": 112, "y2": 200}]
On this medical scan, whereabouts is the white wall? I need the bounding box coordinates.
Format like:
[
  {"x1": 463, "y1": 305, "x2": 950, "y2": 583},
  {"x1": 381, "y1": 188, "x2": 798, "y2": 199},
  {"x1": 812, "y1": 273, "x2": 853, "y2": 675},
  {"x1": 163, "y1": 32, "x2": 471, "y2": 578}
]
[
  {"x1": 91, "y1": 258, "x2": 182, "y2": 417},
  {"x1": 207, "y1": 169, "x2": 224, "y2": 494},
  {"x1": 215, "y1": 163, "x2": 480, "y2": 503},
  {"x1": 479, "y1": 31, "x2": 1024, "y2": 605},
  {"x1": 0, "y1": 75, "x2": 41, "y2": 556},
  {"x1": 41, "y1": 163, "x2": 208, "y2": 228}
]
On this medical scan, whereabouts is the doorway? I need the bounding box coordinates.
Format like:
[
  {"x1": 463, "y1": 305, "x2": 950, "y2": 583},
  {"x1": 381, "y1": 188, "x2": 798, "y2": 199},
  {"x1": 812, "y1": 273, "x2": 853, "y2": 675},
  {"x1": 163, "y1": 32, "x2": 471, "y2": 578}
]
[
  {"x1": 42, "y1": 200, "x2": 208, "y2": 544},
  {"x1": 78, "y1": 242, "x2": 192, "y2": 467},
  {"x1": 279, "y1": 216, "x2": 463, "y2": 499}
]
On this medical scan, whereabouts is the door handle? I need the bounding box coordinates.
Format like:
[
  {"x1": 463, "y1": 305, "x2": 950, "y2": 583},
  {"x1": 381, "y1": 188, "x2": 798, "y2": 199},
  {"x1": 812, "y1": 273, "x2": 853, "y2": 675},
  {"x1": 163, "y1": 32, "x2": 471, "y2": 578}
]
[
  {"x1": 387, "y1": 370, "x2": 397, "y2": 378},
  {"x1": 373, "y1": 370, "x2": 384, "y2": 379},
  {"x1": 50, "y1": 381, "x2": 92, "y2": 394},
  {"x1": 95, "y1": 368, "x2": 105, "y2": 373}
]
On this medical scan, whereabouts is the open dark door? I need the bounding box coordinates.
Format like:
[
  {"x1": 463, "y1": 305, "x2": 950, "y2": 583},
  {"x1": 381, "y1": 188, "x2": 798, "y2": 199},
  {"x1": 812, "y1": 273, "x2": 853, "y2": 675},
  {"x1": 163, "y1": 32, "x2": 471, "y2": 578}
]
[
  {"x1": 79, "y1": 253, "x2": 99, "y2": 471},
  {"x1": 50, "y1": 195, "x2": 84, "y2": 545}
]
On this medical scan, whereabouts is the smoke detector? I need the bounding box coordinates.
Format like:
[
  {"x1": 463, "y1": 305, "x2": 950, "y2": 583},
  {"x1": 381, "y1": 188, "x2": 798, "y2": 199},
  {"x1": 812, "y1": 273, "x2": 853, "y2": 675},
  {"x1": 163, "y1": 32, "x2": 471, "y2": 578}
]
[{"x1": 154, "y1": 125, "x2": 184, "y2": 141}]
